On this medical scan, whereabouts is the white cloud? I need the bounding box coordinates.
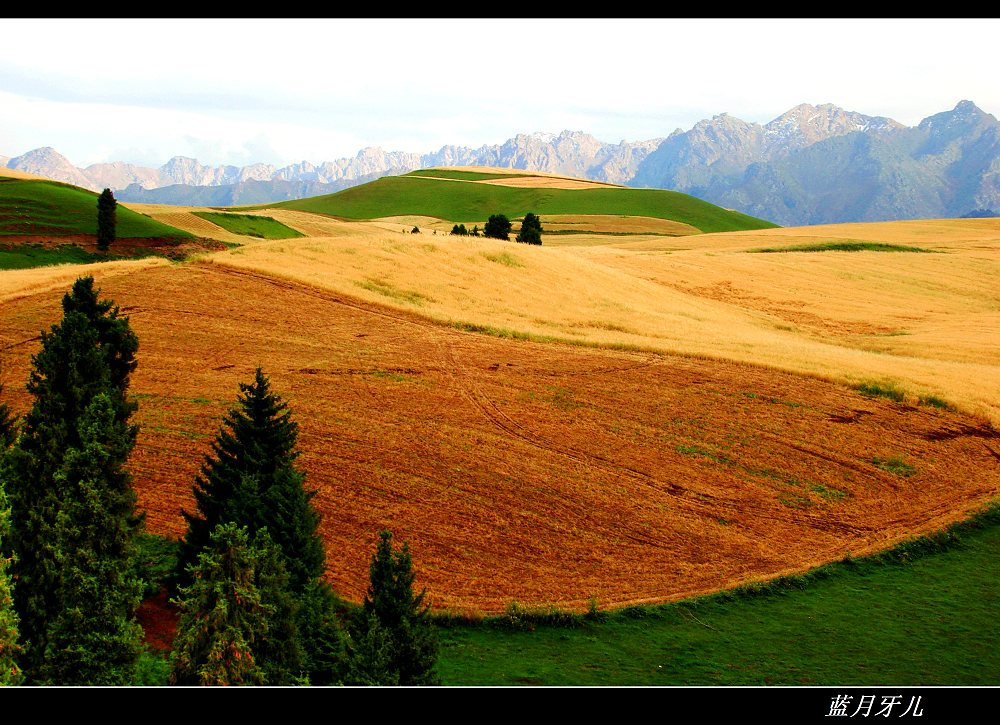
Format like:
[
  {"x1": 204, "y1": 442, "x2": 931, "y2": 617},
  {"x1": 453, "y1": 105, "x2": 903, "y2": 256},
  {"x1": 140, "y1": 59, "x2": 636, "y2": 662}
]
[{"x1": 2, "y1": 18, "x2": 999, "y2": 167}]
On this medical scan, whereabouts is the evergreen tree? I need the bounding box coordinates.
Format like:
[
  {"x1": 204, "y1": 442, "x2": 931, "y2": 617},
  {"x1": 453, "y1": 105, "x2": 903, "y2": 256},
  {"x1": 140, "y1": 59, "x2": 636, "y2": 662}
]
[
  {"x1": 344, "y1": 611, "x2": 397, "y2": 686},
  {"x1": 0, "y1": 276, "x2": 139, "y2": 682},
  {"x1": 97, "y1": 188, "x2": 117, "y2": 252},
  {"x1": 347, "y1": 529, "x2": 439, "y2": 685},
  {"x1": 516, "y1": 212, "x2": 543, "y2": 245},
  {"x1": 175, "y1": 367, "x2": 324, "y2": 596},
  {"x1": 36, "y1": 393, "x2": 143, "y2": 685},
  {"x1": 0, "y1": 381, "x2": 15, "y2": 449},
  {"x1": 295, "y1": 579, "x2": 348, "y2": 685},
  {"x1": 484, "y1": 213, "x2": 512, "y2": 240},
  {"x1": 0, "y1": 482, "x2": 23, "y2": 686},
  {"x1": 169, "y1": 522, "x2": 302, "y2": 686}
]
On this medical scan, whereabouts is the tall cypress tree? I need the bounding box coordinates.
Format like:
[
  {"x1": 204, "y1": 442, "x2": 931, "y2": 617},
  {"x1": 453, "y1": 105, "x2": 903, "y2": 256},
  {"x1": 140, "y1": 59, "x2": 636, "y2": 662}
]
[
  {"x1": 97, "y1": 188, "x2": 117, "y2": 252},
  {"x1": 174, "y1": 367, "x2": 324, "y2": 596},
  {"x1": 0, "y1": 276, "x2": 140, "y2": 682}
]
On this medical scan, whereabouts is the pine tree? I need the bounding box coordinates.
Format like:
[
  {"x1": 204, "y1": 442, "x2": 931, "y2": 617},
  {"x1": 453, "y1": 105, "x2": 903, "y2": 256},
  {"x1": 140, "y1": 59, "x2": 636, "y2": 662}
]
[
  {"x1": 97, "y1": 188, "x2": 117, "y2": 252},
  {"x1": 0, "y1": 482, "x2": 23, "y2": 686},
  {"x1": 169, "y1": 522, "x2": 302, "y2": 686},
  {"x1": 295, "y1": 579, "x2": 348, "y2": 685},
  {"x1": 344, "y1": 611, "x2": 397, "y2": 686},
  {"x1": 0, "y1": 276, "x2": 140, "y2": 682},
  {"x1": 0, "y1": 381, "x2": 15, "y2": 449},
  {"x1": 175, "y1": 367, "x2": 324, "y2": 596},
  {"x1": 36, "y1": 393, "x2": 143, "y2": 685},
  {"x1": 348, "y1": 529, "x2": 439, "y2": 685}
]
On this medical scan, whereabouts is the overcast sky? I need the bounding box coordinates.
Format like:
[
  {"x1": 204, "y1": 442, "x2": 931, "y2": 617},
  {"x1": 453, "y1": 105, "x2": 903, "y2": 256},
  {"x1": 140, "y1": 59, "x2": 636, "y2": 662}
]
[{"x1": 2, "y1": 17, "x2": 998, "y2": 169}]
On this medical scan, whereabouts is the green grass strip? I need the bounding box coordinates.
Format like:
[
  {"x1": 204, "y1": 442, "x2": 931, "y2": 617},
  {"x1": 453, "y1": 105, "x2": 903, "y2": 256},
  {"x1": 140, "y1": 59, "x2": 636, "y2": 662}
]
[
  {"x1": 0, "y1": 243, "x2": 155, "y2": 270},
  {"x1": 749, "y1": 241, "x2": 933, "y2": 253},
  {"x1": 191, "y1": 211, "x2": 304, "y2": 239}
]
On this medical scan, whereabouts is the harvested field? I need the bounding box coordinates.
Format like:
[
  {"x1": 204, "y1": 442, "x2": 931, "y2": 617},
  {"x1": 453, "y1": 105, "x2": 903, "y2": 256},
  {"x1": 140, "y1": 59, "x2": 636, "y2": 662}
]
[
  {"x1": 0, "y1": 169, "x2": 49, "y2": 181},
  {"x1": 538, "y1": 214, "x2": 701, "y2": 236},
  {"x1": 471, "y1": 176, "x2": 622, "y2": 190},
  {"x1": 2, "y1": 262, "x2": 997, "y2": 615}
]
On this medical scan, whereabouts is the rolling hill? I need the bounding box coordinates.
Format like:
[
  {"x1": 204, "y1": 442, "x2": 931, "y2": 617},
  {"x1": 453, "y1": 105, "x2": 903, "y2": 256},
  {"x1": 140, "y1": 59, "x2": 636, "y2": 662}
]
[
  {"x1": 0, "y1": 176, "x2": 195, "y2": 240},
  {"x1": 0, "y1": 166, "x2": 997, "y2": 619},
  {"x1": 0, "y1": 175, "x2": 226, "y2": 266},
  {"x1": 247, "y1": 168, "x2": 779, "y2": 234}
]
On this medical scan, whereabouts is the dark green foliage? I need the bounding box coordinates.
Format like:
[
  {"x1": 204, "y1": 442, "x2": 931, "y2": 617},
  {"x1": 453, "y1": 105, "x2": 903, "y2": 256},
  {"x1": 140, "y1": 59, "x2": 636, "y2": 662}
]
[
  {"x1": 169, "y1": 523, "x2": 302, "y2": 686},
  {"x1": 0, "y1": 484, "x2": 23, "y2": 685},
  {"x1": 516, "y1": 212, "x2": 542, "y2": 245},
  {"x1": 175, "y1": 367, "x2": 324, "y2": 597},
  {"x1": 471, "y1": 225, "x2": 480, "y2": 237},
  {"x1": 411, "y1": 226, "x2": 420, "y2": 234},
  {"x1": 295, "y1": 580, "x2": 349, "y2": 685},
  {"x1": 345, "y1": 611, "x2": 398, "y2": 685},
  {"x1": 484, "y1": 213, "x2": 512, "y2": 241},
  {"x1": 0, "y1": 276, "x2": 140, "y2": 682},
  {"x1": 97, "y1": 188, "x2": 117, "y2": 252},
  {"x1": 131, "y1": 532, "x2": 180, "y2": 599},
  {"x1": 450, "y1": 223, "x2": 468, "y2": 236},
  {"x1": 36, "y1": 393, "x2": 143, "y2": 685},
  {"x1": 855, "y1": 381, "x2": 906, "y2": 402},
  {"x1": 347, "y1": 530, "x2": 439, "y2": 685},
  {"x1": 0, "y1": 381, "x2": 15, "y2": 449}
]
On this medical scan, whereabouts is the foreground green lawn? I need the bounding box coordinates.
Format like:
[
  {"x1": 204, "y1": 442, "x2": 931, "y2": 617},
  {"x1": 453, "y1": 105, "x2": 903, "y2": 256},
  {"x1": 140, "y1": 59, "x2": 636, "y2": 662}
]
[{"x1": 436, "y1": 505, "x2": 1000, "y2": 686}]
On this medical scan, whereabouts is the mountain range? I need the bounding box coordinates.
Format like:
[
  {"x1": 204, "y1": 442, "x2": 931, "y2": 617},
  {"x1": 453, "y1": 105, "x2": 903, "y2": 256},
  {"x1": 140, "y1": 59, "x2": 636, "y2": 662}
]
[{"x1": 5, "y1": 100, "x2": 998, "y2": 226}]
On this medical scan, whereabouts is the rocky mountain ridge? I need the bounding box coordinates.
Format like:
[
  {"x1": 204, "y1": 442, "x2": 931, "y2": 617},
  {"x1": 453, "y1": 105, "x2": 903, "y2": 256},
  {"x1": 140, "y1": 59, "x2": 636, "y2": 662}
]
[{"x1": 5, "y1": 101, "x2": 998, "y2": 224}]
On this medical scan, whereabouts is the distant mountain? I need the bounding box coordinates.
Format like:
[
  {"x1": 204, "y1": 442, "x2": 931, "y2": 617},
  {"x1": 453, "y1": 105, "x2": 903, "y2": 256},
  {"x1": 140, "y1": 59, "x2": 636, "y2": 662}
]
[
  {"x1": 6, "y1": 147, "x2": 95, "y2": 190},
  {"x1": 116, "y1": 171, "x2": 396, "y2": 207},
  {"x1": 6, "y1": 101, "x2": 1000, "y2": 225},
  {"x1": 630, "y1": 100, "x2": 1000, "y2": 225}
]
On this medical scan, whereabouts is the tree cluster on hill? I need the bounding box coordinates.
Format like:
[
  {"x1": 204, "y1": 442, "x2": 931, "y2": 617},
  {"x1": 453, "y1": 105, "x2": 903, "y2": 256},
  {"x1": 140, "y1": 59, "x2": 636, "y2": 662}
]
[
  {"x1": 516, "y1": 213, "x2": 543, "y2": 245},
  {"x1": 0, "y1": 278, "x2": 439, "y2": 686},
  {"x1": 450, "y1": 223, "x2": 469, "y2": 236},
  {"x1": 482, "y1": 212, "x2": 542, "y2": 244}
]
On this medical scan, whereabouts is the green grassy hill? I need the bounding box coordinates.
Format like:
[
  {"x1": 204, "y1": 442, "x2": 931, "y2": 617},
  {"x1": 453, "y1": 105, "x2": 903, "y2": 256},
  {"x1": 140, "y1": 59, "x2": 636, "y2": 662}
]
[
  {"x1": 253, "y1": 171, "x2": 779, "y2": 233},
  {"x1": 0, "y1": 177, "x2": 194, "y2": 239}
]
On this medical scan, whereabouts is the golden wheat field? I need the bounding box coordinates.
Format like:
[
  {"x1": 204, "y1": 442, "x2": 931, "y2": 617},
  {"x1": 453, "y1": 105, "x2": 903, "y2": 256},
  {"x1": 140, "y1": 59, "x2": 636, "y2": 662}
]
[{"x1": 2, "y1": 179, "x2": 999, "y2": 614}]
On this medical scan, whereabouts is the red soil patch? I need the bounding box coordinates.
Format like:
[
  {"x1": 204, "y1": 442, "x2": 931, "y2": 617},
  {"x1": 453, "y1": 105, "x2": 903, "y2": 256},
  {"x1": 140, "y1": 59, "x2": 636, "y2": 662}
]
[
  {"x1": 0, "y1": 235, "x2": 227, "y2": 260},
  {"x1": 1, "y1": 263, "x2": 998, "y2": 615},
  {"x1": 135, "y1": 587, "x2": 179, "y2": 652}
]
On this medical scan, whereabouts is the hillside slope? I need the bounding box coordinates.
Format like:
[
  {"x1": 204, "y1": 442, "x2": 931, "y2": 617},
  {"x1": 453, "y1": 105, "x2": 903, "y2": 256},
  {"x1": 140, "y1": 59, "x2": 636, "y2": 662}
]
[{"x1": 258, "y1": 170, "x2": 778, "y2": 233}]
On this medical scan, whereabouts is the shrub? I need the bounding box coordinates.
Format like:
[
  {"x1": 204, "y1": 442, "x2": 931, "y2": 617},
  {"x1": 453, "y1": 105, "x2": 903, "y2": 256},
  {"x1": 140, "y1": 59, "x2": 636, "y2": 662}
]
[{"x1": 484, "y1": 214, "x2": 512, "y2": 241}]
